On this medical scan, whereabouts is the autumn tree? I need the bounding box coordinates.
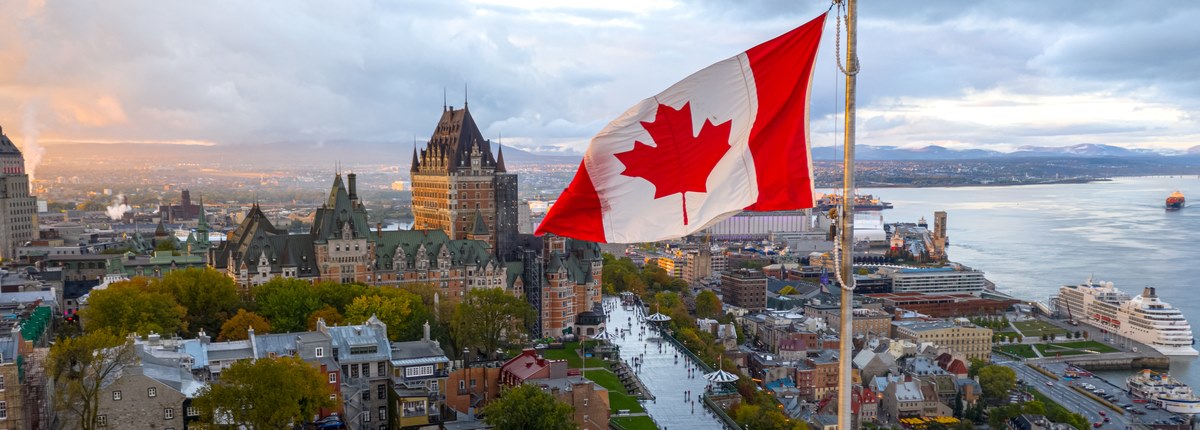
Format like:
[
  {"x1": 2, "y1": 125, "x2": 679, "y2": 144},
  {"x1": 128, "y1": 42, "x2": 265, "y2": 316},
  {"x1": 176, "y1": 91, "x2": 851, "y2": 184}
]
[
  {"x1": 219, "y1": 310, "x2": 271, "y2": 341},
  {"x1": 49, "y1": 330, "x2": 137, "y2": 430},
  {"x1": 192, "y1": 356, "x2": 334, "y2": 429},
  {"x1": 307, "y1": 305, "x2": 344, "y2": 330},
  {"x1": 695, "y1": 290, "x2": 723, "y2": 319},
  {"x1": 158, "y1": 267, "x2": 241, "y2": 336},
  {"x1": 80, "y1": 277, "x2": 187, "y2": 336},
  {"x1": 481, "y1": 383, "x2": 576, "y2": 430},
  {"x1": 252, "y1": 278, "x2": 321, "y2": 333},
  {"x1": 452, "y1": 288, "x2": 533, "y2": 357}
]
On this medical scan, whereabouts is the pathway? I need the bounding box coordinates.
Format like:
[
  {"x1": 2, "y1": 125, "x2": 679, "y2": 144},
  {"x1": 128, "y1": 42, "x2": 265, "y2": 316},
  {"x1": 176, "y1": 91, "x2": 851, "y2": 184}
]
[{"x1": 603, "y1": 297, "x2": 727, "y2": 430}]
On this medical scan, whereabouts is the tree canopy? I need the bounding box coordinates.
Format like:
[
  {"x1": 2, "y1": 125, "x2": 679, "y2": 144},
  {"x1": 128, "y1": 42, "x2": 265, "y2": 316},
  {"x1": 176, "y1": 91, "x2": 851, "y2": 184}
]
[
  {"x1": 192, "y1": 356, "x2": 334, "y2": 429},
  {"x1": 49, "y1": 330, "x2": 137, "y2": 430},
  {"x1": 218, "y1": 309, "x2": 271, "y2": 341},
  {"x1": 158, "y1": 267, "x2": 240, "y2": 336},
  {"x1": 452, "y1": 288, "x2": 533, "y2": 357},
  {"x1": 481, "y1": 383, "x2": 577, "y2": 430},
  {"x1": 977, "y1": 364, "x2": 1017, "y2": 402},
  {"x1": 252, "y1": 278, "x2": 323, "y2": 333},
  {"x1": 80, "y1": 277, "x2": 186, "y2": 336},
  {"x1": 694, "y1": 290, "x2": 723, "y2": 319}
]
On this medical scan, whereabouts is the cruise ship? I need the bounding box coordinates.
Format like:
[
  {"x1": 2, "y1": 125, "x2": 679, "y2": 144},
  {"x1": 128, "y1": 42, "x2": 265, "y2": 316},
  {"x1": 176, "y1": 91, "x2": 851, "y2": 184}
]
[
  {"x1": 1127, "y1": 369, "x2": 1200, "y2": 414},
  {"x1": 1054, "y1": 278, "x2": 1197, "y2": 356}
]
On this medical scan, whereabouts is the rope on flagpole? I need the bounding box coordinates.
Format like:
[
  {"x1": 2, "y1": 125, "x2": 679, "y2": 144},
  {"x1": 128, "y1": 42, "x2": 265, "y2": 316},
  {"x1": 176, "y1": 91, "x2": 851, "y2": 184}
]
[{"x1": 834, "y1": 0, "x2": 860, "y2": 77}]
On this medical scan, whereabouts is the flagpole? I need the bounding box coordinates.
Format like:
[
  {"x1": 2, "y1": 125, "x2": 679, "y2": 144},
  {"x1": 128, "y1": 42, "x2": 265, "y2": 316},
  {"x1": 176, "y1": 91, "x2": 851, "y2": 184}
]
[{"x1": 837, "y1": 0, "x2": 858, "y2": 429}]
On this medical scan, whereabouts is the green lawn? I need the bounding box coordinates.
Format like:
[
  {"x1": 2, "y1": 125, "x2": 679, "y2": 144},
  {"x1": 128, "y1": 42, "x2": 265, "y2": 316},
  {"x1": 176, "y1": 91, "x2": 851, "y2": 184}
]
[
  {"x1": 612, "y1": 415, "x2": 658, "y2": 430},
  {"x1": 996, "y1": 343, "x2": 1038, "y2": 358},
  {"x1": 1034, "y1": 345, "x2": 1089, "y2": 357},
  {"x1": 609, "y1": 392, "x2": 645, "y2": 414},
  {"x1": 539, "y1": 342, "x2": 610, "y2": 368},
  {"x1": 586, "y1": 369, "x2": 628, "y2": 395},
  {"x1": 1052, "y1": 341, "x2": 1119, "y2": 352},
  {"x1": 1012, "y1": 320, "x2": 1070, "y2": 337}
]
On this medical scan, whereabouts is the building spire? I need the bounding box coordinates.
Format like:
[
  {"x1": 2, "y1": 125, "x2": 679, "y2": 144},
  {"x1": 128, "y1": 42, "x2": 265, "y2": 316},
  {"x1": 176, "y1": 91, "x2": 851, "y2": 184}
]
[
  {"x1": 463, "y1": 83, "x2": 468, "y2": 110},
  {"x1": 410, "y1": 145, "x2": 420, "y2": 173},
  {"x1": 496, "y1": 143, "x2": 507, "y2": 173},
  {"x1": 443, "y1": 87, "x2": 448, "y2": 112}
]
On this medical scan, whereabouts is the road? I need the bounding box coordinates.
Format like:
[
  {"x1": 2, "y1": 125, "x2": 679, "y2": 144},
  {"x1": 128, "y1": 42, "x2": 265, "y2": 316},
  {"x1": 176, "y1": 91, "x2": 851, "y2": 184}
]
[{"x1": 995, "y1": 355, "x2": 1134, "y2": 429}]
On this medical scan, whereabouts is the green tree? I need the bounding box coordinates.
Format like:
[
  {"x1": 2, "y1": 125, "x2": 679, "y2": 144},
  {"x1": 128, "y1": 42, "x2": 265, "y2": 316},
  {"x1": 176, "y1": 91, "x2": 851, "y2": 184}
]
[
  {"x1": 481, "y1": 383, "x2": 577, "y2": 430},
  {"x1": 219, "y1": 310, "x2": 271, "y2": 341},
  {"x1": 253, "y1": 278, "x2": 321, "y2": 333},
  {"x1": 978, "y1": 364, "x2": 1017, "y2": 402},
  {"x1": 345, "y1": 293, "x2": 414, "y2": 341},
  {"x1": 192, "y1": 356, "x2": 334, "y2": 429},
  {"x1": 695, "y1": 290, "x2": 723, "y2": 319},
  {"x1": 452, "y1": 288, "x2": 533, "y2": 357},
  {"x1": 154, "y1": 240, "x2": 177, "y2": 252},
  {"x1": 312, "y1": 281, "x2": 369, "y2": 313},
  {"x1": 80, "y1": 277, "x2": 186, "y2": 336},
  {"x1": 158, "y1": 267, "x2": 241, "y2": 336},
  {"x1": 967, "y1": 358, "x2": 988, "y2": 379},
  {"x1": 49, "y1": 330, "x2": 137, "y2": 430}
]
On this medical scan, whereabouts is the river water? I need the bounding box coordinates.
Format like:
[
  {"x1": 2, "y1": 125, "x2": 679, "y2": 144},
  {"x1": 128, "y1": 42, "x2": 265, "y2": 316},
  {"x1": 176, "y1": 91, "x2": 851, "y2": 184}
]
[{"x1": 848, "y1": 176, "x2": 1200, "y2": 387}]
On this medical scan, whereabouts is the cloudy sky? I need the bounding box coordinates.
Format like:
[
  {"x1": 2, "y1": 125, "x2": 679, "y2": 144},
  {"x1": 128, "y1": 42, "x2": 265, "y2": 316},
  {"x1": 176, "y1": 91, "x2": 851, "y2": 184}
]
[{"x1": 2, "y1": 0, "x2": 1199, "y2": 163}]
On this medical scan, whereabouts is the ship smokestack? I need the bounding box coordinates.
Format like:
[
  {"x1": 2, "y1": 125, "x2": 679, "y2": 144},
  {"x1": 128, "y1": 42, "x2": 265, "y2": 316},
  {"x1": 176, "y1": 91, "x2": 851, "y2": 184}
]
[{"x1": 1143, "y1": 287, "x2": 1157, "y2": 298}]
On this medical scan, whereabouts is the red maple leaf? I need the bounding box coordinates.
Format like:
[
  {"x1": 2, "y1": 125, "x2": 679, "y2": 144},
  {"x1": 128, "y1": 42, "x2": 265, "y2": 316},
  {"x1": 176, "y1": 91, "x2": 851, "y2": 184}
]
[{"x1": 614, "y1": 102, "x2": 732, "y2": 225}]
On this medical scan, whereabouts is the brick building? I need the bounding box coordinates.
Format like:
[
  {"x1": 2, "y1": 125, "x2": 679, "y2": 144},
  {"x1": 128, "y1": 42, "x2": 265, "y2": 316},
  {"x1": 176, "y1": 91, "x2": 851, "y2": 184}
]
[{"x1": 721, "y1": 269, "x2": 767, "y2": 311}]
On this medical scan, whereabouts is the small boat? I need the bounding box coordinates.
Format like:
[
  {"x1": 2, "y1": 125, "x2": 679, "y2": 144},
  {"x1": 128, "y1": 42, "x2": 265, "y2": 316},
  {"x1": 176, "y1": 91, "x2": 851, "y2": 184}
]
[{"x1": 1166, "y1": 191, "x2": 1185, "y2": 210}]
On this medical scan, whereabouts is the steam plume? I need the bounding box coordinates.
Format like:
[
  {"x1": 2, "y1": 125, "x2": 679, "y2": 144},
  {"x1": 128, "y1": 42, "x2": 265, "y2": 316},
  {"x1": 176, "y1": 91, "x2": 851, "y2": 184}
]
[
  {"x1": 20, "y1": 104, "x2": 45, "y2": 185},
  {"x1": 106, "y1": 193, "x2": 132, "y2": 220}
]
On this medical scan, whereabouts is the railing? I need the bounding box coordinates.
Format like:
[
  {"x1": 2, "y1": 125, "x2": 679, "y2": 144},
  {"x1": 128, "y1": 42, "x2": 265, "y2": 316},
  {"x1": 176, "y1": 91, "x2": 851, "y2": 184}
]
[{"x1": 703, "y1": 394, "x2": 740, "y2": 430}]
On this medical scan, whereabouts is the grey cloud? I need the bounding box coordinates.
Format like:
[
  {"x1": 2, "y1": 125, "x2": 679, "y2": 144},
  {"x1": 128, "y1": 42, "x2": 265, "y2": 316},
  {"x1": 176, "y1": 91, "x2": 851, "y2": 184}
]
[{"x1": 2, "y1": 0, "x2": 1200, "y2": 157}]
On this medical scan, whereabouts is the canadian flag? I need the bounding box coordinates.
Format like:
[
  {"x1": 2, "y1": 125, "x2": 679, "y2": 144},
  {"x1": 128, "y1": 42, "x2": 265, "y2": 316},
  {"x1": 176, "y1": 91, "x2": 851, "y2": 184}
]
[{"x1": 537, "y1": 13, "x2": 827, "y2": 243}]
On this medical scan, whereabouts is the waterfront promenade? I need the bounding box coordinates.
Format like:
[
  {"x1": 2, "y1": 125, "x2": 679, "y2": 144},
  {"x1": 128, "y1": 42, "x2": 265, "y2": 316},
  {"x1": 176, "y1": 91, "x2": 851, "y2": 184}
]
[{"x1": 604, "y1": 297, "x2": 727, "y2": 430}]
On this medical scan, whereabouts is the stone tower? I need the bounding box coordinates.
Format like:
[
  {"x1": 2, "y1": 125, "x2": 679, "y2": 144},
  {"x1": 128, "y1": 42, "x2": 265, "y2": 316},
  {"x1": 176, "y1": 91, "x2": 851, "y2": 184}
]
[{"x1": 932, "y1": 210, "x2": 948, "y2": 259}]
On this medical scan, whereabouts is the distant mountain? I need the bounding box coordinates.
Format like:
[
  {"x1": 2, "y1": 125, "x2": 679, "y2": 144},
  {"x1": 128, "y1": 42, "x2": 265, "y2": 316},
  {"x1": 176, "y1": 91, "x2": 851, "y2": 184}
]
[
  {"x1": 487, "y1": 143, "x2": 581, "y2": 165},
  {"x1": 1010, "y1": 143, "x2": 1161, "y2": 158},
  {"x1": 811, "y1": 143, "x2": 1190, "y2": 161},
  {"x1": 812, "y1": 145, "x2": 1002, "y2": 160}
]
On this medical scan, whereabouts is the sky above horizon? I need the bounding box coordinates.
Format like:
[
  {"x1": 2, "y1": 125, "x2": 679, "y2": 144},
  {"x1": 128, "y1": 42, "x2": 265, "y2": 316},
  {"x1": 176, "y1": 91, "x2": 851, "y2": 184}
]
[{"x1": 3, "y1": 0, "x2": 1200, "y2": 166}]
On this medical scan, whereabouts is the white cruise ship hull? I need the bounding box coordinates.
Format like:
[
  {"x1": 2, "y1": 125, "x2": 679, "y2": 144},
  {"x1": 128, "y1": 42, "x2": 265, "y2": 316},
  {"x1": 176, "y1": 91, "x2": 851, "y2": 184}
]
[
  {"x1": 1055, "y1": 280, "x2": 1196, "y2": 356},
  {"x1": 1159, "y1": 397, "x2": 1200, "y2": 414}
]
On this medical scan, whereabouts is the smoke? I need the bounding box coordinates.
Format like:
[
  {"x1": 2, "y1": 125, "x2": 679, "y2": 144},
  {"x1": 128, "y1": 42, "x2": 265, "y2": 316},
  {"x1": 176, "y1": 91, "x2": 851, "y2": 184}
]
[
  {"x1": 106, "y1": 193, "x2": 132, "y2": 220},
  {"x1": 20, "y1": 103, "x2": 45, "y2": 185}
]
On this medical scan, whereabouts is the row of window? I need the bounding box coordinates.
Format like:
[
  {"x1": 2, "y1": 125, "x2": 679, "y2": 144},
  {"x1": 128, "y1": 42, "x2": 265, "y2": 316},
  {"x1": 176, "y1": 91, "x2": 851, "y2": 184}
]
[
  {"x1": 112, "y1": 386, "x2": 159, "y2": 400},
  {"x1": 96, "y1": 408, "x2": 175, "y2": 426}
]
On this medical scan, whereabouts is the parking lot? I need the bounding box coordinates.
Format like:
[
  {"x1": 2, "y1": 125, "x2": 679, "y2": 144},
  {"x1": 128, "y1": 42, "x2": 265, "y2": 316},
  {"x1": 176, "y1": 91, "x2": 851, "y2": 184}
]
[{"x1": 1039, "y1": 361, "x2": 1190, "y2": 428}]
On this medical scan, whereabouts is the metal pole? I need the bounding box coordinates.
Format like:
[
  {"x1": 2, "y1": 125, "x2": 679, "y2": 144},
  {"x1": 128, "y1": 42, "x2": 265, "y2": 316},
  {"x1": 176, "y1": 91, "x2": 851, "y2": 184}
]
[{"x1": 838, "y1": 0, "x2": 858, "y2": 429}]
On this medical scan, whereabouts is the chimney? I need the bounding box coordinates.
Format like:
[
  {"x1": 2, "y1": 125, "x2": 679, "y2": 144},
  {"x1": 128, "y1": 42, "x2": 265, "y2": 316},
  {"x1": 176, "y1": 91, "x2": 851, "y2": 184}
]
[
  {"x1": 347, "y1": 173, "x2": 358, "y2": 202},
  {"x1": 198, "y1": 329, "x2": 210, "y2": 344},
  {"x1": 377, "y1": 222, "x2": 383, "y2": 238},
  {"x1": 148, "y1": 331, "x2": 161, "y2": 346}
]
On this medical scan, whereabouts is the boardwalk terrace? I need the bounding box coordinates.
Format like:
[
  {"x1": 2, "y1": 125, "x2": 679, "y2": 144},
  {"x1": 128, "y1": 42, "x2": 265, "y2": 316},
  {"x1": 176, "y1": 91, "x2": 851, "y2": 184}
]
[{"x1": 867, "y1": 292, "x2": 1018, "y2": 317}]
